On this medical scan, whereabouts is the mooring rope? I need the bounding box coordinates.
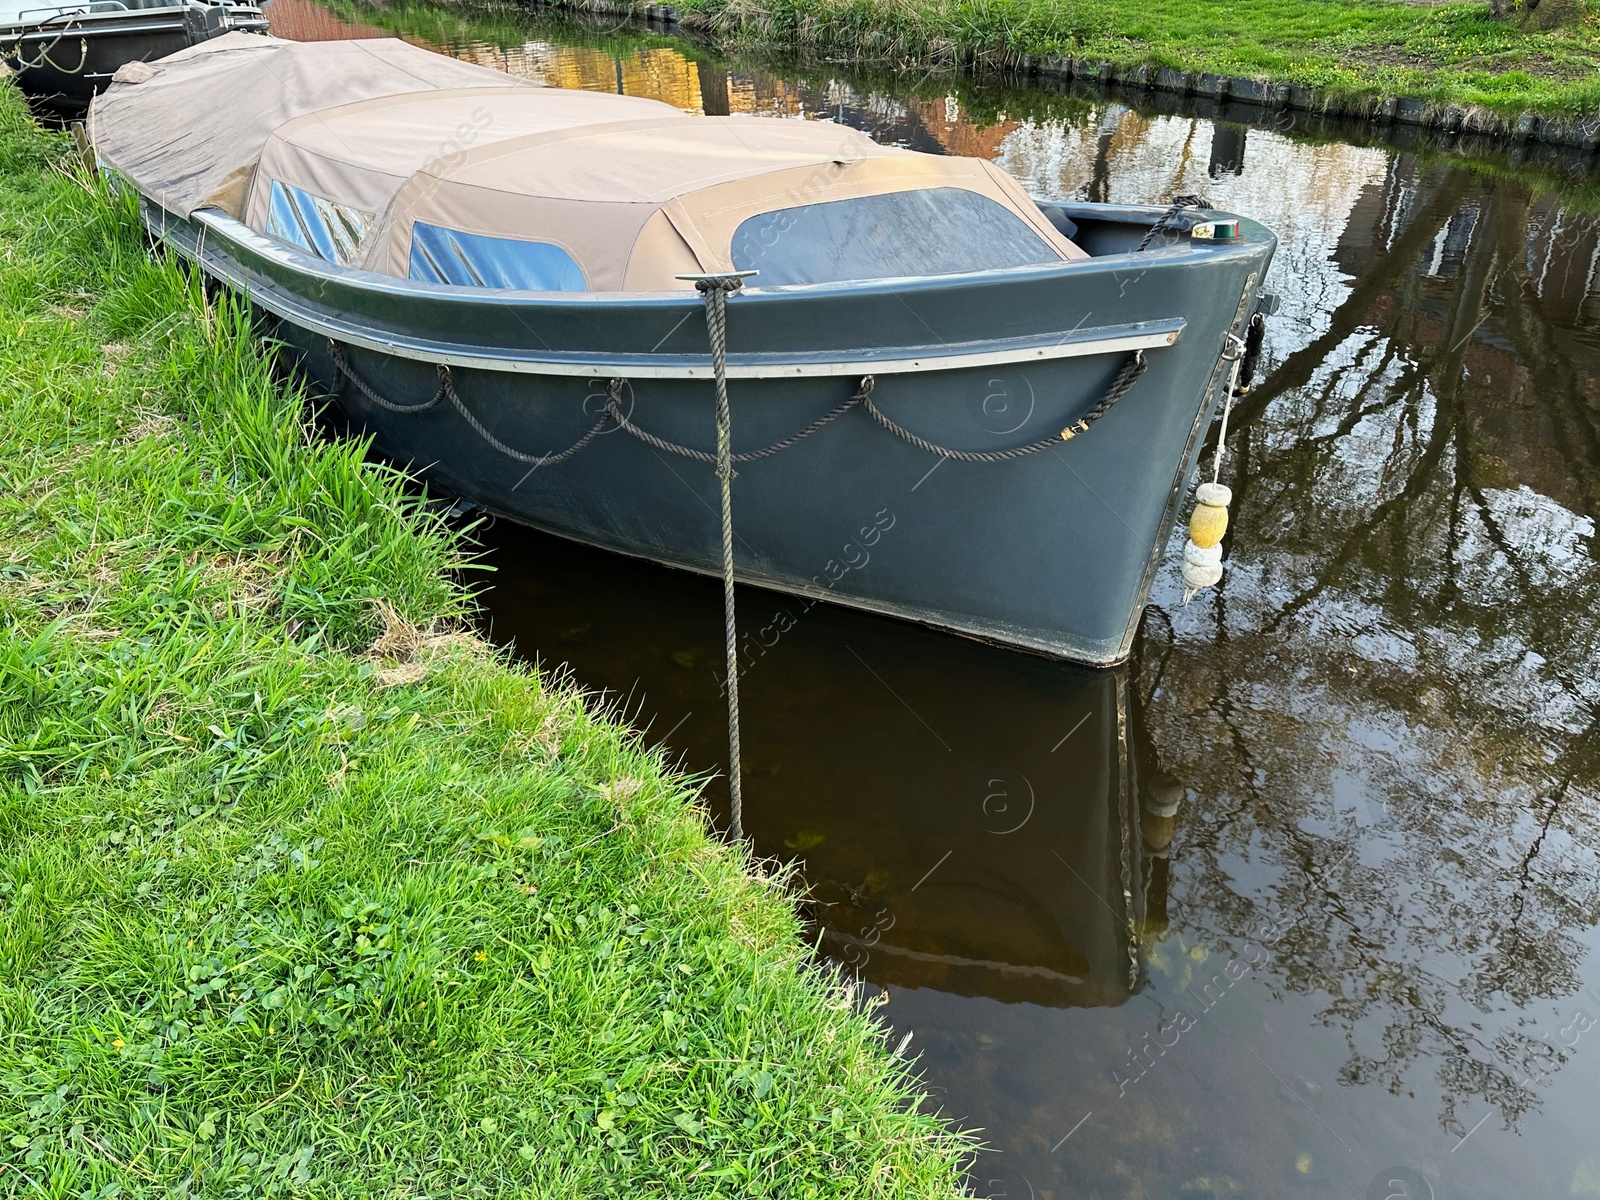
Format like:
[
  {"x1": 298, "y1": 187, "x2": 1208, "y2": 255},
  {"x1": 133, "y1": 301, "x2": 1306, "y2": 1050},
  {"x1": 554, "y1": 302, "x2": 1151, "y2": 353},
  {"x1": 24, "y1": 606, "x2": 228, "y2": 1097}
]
[
  {"x1": 597, "y1": 351, "x2": 1145, "y2": 467},
  {"x1": 1135, "y1": 193, "x2": 1214, "y2": 252},
  {"x1": 445, "y1": 372, "x2": 611, "y2": 469},
  {"x1": 327, "y1": 332, "x2": 1147, "y2": 473},
  {"x1": 5, "y1": 27, "x2": 88, "y2": 74},
  {"x1": 693, "y1": 274, "x2": 749, "y2": 847},
  {"x1": 329, "y1": 339, "x2": 447, "y2": 413},
  {"x1": 1178, "y1": 329, "x2": 1249, "y2": 604},
  {"x1": 322, "y1": 304, "x2": 1167, "y2": 857},
  {"x1": 1208, "y1": 333, "x2": 1247, "y2": 486},
  {"x1": 1117, "y1": 712, "x2": 1140, "y2": 993}
]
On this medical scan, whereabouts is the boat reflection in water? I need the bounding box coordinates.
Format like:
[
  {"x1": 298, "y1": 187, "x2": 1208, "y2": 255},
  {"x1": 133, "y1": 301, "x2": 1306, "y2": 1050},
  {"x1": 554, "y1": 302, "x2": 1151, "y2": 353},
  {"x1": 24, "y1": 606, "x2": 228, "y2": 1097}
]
[
  {"x1": 475, "y1": 517, "x2": 1179, "y2": 1012},
  {"x1": 796, "y1": 655, "x2": 1175, "y2": 1013}
]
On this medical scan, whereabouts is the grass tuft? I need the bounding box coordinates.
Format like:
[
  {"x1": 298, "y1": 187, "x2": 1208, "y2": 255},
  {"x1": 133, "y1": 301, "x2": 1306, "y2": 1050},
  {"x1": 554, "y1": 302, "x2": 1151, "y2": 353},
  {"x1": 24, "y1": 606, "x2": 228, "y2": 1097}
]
[{"x1": 0, "y1": 86, "x2": 973, "y2": 1198}]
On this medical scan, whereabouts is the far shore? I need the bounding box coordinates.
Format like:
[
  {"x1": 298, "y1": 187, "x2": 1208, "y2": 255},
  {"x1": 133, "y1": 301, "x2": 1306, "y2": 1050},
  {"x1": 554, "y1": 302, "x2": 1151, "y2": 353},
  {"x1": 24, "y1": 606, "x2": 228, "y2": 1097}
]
[{"x1": 541, "y1": 0, "x2": 1600, "y2": 141}]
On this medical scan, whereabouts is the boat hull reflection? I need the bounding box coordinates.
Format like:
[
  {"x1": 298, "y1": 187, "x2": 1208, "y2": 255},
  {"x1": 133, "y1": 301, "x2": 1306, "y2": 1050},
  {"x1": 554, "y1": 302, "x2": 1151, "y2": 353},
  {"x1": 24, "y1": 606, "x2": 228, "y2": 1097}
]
[{"x1": 475, "y1": 518, "x2": 1171, "y2": 1010}]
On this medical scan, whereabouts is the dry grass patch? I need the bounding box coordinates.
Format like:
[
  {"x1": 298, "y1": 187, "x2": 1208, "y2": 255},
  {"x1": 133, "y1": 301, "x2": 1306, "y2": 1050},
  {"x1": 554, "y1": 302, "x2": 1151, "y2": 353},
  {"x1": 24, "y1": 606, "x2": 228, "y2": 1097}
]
[
  {"x1": 114, "y1": 408, "x2": 178, "y2": 445},
  {"x1": 100, "y1": 340, "x2": 131, "y2": 378},
  {"x1": 367, "y1": 596, "x2": 489, "y2": 687}
]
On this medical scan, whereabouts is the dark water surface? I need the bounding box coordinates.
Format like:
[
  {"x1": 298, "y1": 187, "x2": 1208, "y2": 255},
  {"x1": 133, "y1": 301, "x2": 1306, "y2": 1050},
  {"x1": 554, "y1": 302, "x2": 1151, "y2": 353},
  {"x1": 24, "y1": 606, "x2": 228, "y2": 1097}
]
[{"x1": 274, "y1": 4, "x2": 1600, "y2": 1195}]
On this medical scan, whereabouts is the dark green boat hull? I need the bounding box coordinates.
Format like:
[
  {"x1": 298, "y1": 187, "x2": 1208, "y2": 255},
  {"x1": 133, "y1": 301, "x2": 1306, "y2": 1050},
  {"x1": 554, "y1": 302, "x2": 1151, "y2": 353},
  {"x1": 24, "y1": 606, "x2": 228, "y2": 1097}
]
[{"x1": 146, "y1": 198, "x2": 1275, "y2": 664}]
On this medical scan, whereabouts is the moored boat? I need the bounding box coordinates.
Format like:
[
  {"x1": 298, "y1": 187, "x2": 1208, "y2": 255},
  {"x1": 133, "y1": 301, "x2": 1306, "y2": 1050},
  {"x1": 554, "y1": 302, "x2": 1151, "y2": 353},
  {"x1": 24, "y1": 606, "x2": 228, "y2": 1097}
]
[
  {"x1": 0, "y1": 0, "x2": 264, "y2": 112},
  {"x1": 89, "y1": 35, "x2": 1277, "y2": 665}
]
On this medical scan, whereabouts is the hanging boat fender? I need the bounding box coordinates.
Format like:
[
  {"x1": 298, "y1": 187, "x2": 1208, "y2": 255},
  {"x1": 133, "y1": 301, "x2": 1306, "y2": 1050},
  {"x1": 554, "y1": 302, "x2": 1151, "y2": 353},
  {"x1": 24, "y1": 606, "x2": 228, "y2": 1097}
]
[
  {"x1": 1181, "y1": 482, "x2": 1231, "y2": 596},
  {"x1": 1180, "y1": 323, "x2": 1258, "y2": 603}
]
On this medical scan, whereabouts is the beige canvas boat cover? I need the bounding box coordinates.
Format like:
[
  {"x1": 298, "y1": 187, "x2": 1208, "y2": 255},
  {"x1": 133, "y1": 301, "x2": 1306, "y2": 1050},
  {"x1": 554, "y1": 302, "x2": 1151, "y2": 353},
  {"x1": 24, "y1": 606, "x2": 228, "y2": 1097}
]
[
  {"x1": 90, "y1": 37, "x2": 1084, "y2": 292},
  {"x1": 87, "y1": 34, "x2": 528, "y2": 218},
  {"x1": 370, "y1": 110, "x2": 1087, "y2": 289},
  {"x1": 240, "y1": 85, "x2": 686, "y2": 268}
]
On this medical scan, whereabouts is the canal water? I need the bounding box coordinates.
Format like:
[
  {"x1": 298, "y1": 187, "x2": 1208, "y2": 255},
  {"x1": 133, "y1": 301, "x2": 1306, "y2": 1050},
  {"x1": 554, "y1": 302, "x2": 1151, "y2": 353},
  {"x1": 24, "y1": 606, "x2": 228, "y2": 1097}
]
[{"x1": 272, "y1": 4, "x2": 1600, "y2": 1196}]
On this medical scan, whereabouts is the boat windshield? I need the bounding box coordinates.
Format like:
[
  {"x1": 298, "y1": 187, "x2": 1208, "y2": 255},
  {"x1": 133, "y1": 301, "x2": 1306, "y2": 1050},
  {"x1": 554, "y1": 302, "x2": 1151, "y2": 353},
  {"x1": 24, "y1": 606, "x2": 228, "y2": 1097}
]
[{"x1": 730, "y1": 187, "x2": 1060, "y2": 286}]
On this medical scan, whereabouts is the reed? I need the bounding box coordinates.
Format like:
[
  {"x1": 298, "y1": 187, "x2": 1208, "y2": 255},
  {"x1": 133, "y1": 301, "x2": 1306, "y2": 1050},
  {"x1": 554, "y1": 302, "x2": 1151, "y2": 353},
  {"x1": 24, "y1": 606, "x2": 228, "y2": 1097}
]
[{"x1": 0, "y1": 89, "x2": 973, "y2": 1198}]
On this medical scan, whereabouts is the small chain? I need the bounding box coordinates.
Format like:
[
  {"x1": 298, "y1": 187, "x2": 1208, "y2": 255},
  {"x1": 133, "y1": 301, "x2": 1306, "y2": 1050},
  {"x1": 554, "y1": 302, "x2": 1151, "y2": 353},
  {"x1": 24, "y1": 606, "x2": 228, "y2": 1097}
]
[{"x1": 1236, "y1": 311, "x2": 1266, "y2": 394}]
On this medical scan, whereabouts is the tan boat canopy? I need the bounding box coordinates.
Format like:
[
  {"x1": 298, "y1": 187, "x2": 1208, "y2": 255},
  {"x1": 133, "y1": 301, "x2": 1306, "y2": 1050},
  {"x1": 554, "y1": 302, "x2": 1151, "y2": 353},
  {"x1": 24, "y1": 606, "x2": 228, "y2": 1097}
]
[{"x1": 90, "y1": 35, "x2": 1085, "y2": 292}]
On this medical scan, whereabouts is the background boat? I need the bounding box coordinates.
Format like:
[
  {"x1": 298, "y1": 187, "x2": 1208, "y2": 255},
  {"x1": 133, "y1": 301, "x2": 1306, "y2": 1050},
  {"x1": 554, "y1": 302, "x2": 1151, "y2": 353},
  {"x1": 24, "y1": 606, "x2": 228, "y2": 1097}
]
[{"x1": 1, "y1": 0, "x2": 265, "y2": 112}]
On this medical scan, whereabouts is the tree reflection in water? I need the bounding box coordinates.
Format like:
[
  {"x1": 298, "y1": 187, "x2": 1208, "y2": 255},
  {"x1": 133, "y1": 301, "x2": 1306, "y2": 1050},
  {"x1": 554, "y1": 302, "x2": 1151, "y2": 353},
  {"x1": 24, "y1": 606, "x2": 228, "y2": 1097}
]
[{"x1": 1139, "y1": 146, "x2": 1600, "y2": 1180}]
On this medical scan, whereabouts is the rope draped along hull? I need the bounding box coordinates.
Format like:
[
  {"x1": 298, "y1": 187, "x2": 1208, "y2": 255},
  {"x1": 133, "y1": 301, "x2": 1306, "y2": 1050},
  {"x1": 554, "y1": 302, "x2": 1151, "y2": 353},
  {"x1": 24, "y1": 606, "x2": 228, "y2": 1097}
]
[
  {"x1": 1, "y1": 4, "x2": 265, "y2": 112},
  {"x1": 145, "y1": 196, "x2": 1275, "y2": 665}
]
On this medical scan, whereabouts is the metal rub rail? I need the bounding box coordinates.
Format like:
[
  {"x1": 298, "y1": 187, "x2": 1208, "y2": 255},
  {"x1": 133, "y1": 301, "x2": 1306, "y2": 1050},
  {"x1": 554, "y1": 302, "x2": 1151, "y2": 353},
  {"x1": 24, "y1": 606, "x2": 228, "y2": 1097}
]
[{"x1": 164, "y1": 208, "x2": 1187, "y2": 382}]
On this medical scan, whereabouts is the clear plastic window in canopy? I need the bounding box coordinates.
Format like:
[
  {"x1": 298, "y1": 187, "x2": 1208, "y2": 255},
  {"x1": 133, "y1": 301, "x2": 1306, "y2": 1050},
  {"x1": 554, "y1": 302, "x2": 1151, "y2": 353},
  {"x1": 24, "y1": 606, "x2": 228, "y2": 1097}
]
[
  {"x1": 730, "y1": 187, "x2": 1061, "y2": 287},
  {"x1": 265, "y1": 180, "x2": 373, "y2": 267},
  {"x1": 407, "y1": 224, "x2": 587, "y2": 292}
]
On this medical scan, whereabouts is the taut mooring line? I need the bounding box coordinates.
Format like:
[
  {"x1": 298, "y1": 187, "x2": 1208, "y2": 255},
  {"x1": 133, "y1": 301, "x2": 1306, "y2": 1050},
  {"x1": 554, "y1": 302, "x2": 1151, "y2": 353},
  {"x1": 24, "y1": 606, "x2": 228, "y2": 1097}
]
[{"x1": 679, "y1": 271, "x2": 758, "y2": 846}]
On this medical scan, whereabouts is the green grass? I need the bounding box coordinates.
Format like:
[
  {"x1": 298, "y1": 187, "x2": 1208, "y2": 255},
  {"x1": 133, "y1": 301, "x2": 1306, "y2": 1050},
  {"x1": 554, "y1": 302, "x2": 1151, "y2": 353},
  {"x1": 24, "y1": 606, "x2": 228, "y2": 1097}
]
[
  {"x1": 604, "y1": 0, "x2": 1600, "y2": 116},
  {"x1": 0, "y1": 89, "x2": 972, "y2": 1198}
]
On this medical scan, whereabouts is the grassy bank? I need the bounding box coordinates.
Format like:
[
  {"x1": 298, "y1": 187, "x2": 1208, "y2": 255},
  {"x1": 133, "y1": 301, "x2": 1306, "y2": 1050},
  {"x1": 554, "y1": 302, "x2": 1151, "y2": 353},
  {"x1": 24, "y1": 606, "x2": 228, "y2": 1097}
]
[
  {"x1": 0, "y1": 90, "x2": 971, "y2": 1197},
  {"x1": 597, "y1": 0, "x2": 1600, "y2": 117}
]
